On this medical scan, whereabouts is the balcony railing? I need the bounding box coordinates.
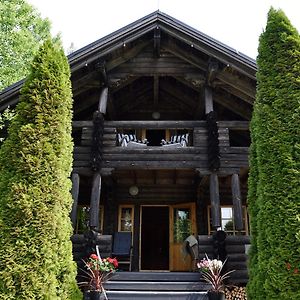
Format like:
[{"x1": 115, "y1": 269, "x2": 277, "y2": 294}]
[{"x1": 72, "y1": 120, "x2": 249, "y2": 173}]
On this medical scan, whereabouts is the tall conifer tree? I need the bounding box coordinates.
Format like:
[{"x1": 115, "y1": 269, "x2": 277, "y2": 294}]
[
  {"x1": 0, "y1": 39, "x2": 81, "y2": 299},
  {"x1": 247, "y1": 8, "x2": 300, "y2": 300}
]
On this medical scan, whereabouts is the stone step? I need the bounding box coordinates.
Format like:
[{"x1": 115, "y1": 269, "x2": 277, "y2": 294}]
[
  {"x1": 106, "y1": 290, "x2": 208, "y2": 300},
  {"x1": 110, "y1": 271, "x2": 201, "y2": 282},
  {"x1": 104, "y1": 280, "x2": 210, "y2": 291}
]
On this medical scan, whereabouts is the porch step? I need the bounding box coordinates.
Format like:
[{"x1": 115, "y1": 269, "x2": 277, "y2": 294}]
[
  {"x1": 104, "y1": 280, "x2": 208, "y2": 291},
  {"x1": 105, "y1": 290, "x2": 208, "y2": 300},
  {"x1": 101, "y1": 272, "x2": 210, "y2": 299},
  {"x1": 109, "y1": 271, "x2": 201, "y2": 282}
]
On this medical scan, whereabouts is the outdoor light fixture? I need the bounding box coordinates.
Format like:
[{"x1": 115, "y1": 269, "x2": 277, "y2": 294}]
[
  {"x1": 152, "y1": 111, "x2": 160, "y2": 120},
  {"x1": 129, "y1": 185, "x2": 139, "y2": 196}
]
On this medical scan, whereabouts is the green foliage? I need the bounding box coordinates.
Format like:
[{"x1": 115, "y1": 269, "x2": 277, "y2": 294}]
[
  {"x1": 0, "y1": 107, "x2": 15, "y2": 143},
  {"x1": 247, "y1": 8, "x2": 300, "y2": 300},
  {"x1": 0, "y1": 0, "x2": 51, "y2": 91},
  {"x1": 0, "y1": 39, "x2": 82, "y2": 299}
]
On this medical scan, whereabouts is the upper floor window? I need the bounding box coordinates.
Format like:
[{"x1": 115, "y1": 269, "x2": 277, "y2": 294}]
[{"x1": 208, "y1": 205, "x2": 249, "y2": 236}]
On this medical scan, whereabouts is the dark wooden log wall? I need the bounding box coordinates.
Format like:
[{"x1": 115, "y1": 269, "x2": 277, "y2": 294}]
[{"x1": 197, "y1": 235, "x2": 250, "y2": 285}]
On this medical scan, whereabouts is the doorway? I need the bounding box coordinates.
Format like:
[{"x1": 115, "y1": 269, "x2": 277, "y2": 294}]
[{"x1": 141, "y1": 206, "x2": 169, "y2": 270}]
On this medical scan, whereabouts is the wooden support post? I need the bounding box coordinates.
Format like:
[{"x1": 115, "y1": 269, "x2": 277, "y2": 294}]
[
  {"x1": 98, "y1": 87, "x2": 108, "y2": 114},
  {"x1": 70, "y1": 173, "x2": 80, "y2": 229},
  {"x1": 205, "y1": 86, "x2": 213, "y2": 114},
  {"x1": 231, "y1": 173, "x2": 244, "y2": 231},
  {"x1": 210, "y1": 173, "x2": 221, "y2": 229},
  {"x1": 90, "y1": 173, "x2": 102, "y2": 229}
]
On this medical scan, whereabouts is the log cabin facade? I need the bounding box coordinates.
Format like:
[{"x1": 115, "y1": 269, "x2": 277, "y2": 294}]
[{"x1": 0, "y1": 11, "x2": 255, "y2": 284}]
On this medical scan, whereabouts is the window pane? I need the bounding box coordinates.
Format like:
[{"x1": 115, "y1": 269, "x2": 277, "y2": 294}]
[
  {"x1": 120, "y1": 207, "x2": 133, "y2": 232},
  {"x1": 221, "y1": 207, "x2": 232, "y2": 219},
  {"x1": 121, "y1": 220, "x2": 132, "y2": 231},
  {"x1": 173, "y1": 208, "x2": 191, "y2": 243},
  {"x1": 222, "y1": 219, "x2": 234, "y2": 231}
]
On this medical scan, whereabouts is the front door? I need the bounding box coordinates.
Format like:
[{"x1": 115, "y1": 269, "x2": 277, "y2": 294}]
[
  {"x1": 169, "y1": 203, "x2": 196, "y2": 271},
  {"x1": 140, "y1": 206, "x2": 169, "y2": 270}
]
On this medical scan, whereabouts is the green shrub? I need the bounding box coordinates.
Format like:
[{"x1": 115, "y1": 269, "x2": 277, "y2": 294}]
[
  {"x1": 0, "y1": 39, "x2": 82, "y2": 299},
  {"x1": 247, "y1": 8, "x2": 300, "y2": 300}
]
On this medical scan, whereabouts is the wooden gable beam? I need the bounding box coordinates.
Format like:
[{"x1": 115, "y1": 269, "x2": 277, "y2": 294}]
[
  {"x1": 106, "y1": 40, "x2": 151, "y2": 71},
  {"x1": 213, "y1": 91, "x2": 252, "y2": 120},
  {"x1": 162, "y1": 39, "x2": 255, "y2": 101},
  {"x1": 160, "y1": 80, "x2": 197, "y2": 109},
  {"x1": 153, "y1": 26, "x2": 161, "y2": 58},
  {"x1": 109, "y1": 75, "x2": 140, "y2": 93},
  {"x1": 217, "y1": 68, "x2": 256, "y2": 99}
]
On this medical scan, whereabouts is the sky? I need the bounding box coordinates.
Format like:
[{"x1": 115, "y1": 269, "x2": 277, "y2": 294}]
[{"x1": 27, "y1": 0, "x2": 300, "y2": 59}]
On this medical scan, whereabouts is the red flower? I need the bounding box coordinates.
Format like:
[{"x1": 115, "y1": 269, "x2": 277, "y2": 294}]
[
  {"x1": 294, "y1": 268, "x2": 299, "y2": 274},
  {"x1": 111, "y1": 258, "x2": 118, "y2": 268},
  {"x1": 286, "y1": 263, "x2": 291, "y2": 270},
  {"x1": 90, "y1": 254, "x2": 99, "y2": 260}
]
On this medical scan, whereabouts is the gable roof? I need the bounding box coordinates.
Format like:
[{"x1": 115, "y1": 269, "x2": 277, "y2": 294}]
[{"x1": 0, "y1": 10, "x2": 256, "y2": 113}]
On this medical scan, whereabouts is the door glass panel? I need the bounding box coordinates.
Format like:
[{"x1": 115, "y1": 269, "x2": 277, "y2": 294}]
[
  {"x1": 173, "y1": 208, "x2": 191, "y2": 243},
  {"x1": 120, "y1": 207, "x2": 133, "y2": 232}
]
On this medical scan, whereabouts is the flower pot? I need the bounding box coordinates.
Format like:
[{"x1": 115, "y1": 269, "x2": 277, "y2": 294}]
[
  {"x1": 85, "y1": 290, "x2": 105, "y2": 300},
  {"x1": 207, "y1": 291, "x2": 225, "y2": 300}
]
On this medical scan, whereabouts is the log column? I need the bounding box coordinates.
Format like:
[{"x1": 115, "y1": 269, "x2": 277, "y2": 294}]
[
  {"x1": 205, "y1": 85, "x2": 220, "y2": 171},
  {"x1": 90, "y1": 173, "x2": 102, "y2": 229},
  {"x1": 205, "y1": 86, "x2": 213, "y2": 114},
  {"x1": 231, "y1": 173, "x2": 244, "y2": 231},
  {"x1": 210, "y1": 173, "x2": 221, "y2": 229},
  {"x1": 70, "y1": 173, "x2": 80, "y2": 229}
]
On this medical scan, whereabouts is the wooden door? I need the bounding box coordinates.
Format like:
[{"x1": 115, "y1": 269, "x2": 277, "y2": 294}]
[{"x1": 169, "y1": 203, "x2": 196, "y2": 271}]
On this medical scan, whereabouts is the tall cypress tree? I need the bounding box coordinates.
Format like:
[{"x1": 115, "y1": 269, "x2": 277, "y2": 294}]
[
  {"x1": 0, "y1": 39, "x2": 82, "y2": 299},
  {"x1": 247, "y1": 8, "x2": 300, "y2": 300}
]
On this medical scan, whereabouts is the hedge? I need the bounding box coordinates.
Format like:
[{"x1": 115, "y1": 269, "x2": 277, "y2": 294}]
[{"x1": 0, "y1": 39, "x2": 82, "y2": 299}]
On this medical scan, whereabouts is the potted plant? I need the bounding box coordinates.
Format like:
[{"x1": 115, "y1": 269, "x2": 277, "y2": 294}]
[
  {"x1": 197, "y1": 255, "x2": 234, "y2": 300},
  {"x1": 81, "y1": 253, "x2": 118, "y2": 300}
]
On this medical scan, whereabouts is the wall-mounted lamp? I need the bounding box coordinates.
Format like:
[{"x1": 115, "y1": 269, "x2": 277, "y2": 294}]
[
  {"x1": 152, "y1": 111, "x2": 160, "y2": 120},
  {"x1": 129, "y1": 185, "x2": 139, "y2": 196}
]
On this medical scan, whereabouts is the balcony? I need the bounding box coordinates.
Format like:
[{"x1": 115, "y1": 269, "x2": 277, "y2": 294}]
[{"x1": 72, "y1": 120, "x2": 249, "y2": 174}]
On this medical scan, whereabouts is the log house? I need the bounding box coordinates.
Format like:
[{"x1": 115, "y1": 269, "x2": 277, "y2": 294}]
[{"x1": 0, "y1": 11, "x2": 255, "y2": 285}]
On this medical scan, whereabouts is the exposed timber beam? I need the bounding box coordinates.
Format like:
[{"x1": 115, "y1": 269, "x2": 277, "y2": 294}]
[
  {"x1": 217, "y1": 68, "x2": 255, "y2": 99},
  {"x1": 163, "y1": 39, "x2": 255, "y2": 101},
  {"x1": 207, "y1": 59, "x2": 219, "y2": 86},
  {"x1": 109, "y1": 76, "x2": 140, "y2": 93},
  {"x1": 210, "y1": 173, "x2": 221, "y2": 229},
  {"x1": 98, "y1": 87, "x2": 108, "y2": 114},
  {"x1": 231, "y1": 173, "x2": 244, "y2": 231},
  {"x1": 106, "y1": 40, "x2": 151, "y2": 71},
  {"x1": 95, "y1": 59, "x2": 107, "y2": 84},
  {"x1": 90, "y1": 173, "x2": 102, "y2": 229},
  {"x1": 213, "y1": 90, "x2": 252, "y2": 120},
  {"x1": 153, "y1": 26, "x2": 161, "y2": 58},
  {"x1": 204, "y1": 85, "x2": 214, "y2": 114},
  {"x1": 160, "y1": 80, "x2": 197, "y2": 109},
  {"x1": 74, "y1": 90, "x2": 100, "y2": 115}
]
